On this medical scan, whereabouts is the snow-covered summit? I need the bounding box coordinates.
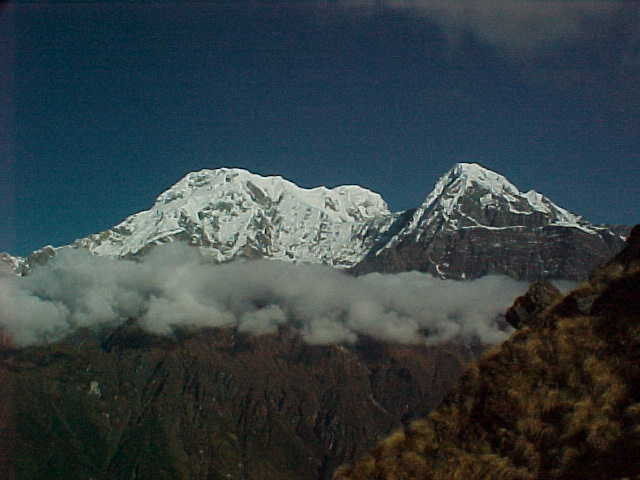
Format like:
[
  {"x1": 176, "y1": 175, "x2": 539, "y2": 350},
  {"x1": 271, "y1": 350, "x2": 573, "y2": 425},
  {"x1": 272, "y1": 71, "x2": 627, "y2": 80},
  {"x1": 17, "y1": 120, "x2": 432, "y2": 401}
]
[
  {"x1": 429, "y1": 162, "x2": 521, "y2": 200},
  {"x1": 377, "y1": 162, "x2": 597, "y2": 252},
  {"x1": 71, "y1": 167, "x2": 392, "y2": 267},
  {"x1": 156, "y1": 168, "x2": 388, "y2": 222},
  {"x1": 424, "y1": 163, "x2": 581, "y2": 221}
]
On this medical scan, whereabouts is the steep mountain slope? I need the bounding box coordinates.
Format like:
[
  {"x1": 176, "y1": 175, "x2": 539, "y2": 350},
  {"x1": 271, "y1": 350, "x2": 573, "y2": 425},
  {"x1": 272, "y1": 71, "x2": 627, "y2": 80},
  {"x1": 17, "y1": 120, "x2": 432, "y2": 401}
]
[
  {"x1": 335, "y1": 225, "x2": 640, "y2": 480},
  {"x1": 72, "y1": 168, "x2": 393, "y2": 268},
  {"x1": 353, "y1": 163, "x2": 625, "y2": 280},
  {"x1": 0, "y1": 326, "x2": 478, "y2": 480}
]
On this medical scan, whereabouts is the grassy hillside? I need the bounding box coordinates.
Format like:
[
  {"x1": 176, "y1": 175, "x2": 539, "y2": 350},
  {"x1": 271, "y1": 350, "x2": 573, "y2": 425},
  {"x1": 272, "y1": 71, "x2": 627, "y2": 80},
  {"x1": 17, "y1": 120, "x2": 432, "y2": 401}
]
[{"x1": 335, "y1": 226, "x2": 640, "y2": 480}]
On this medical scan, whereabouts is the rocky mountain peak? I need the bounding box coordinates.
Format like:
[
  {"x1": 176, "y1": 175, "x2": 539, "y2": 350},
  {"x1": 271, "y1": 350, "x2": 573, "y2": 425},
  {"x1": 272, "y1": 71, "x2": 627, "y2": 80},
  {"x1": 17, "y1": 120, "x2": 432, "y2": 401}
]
[
  {"x1": 354, "y1": 164, "x2": 625, "y2": 281},
  {"x1": 1, "y1": 248, "x2": 57, "y2": 277},
  {"x1": 368, "y1": 163, "x2": 589, "y2": 256},
  {"x1": 411, "y1": 162, "x2": 586, "y2": 234}
]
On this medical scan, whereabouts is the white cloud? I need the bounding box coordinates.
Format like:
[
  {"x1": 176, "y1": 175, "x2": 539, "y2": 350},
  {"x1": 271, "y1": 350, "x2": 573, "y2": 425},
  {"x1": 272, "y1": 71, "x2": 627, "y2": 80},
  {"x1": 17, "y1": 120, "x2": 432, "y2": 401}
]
[{"x1": 0, "y1": 244, "x2": 527, "y2": 347}]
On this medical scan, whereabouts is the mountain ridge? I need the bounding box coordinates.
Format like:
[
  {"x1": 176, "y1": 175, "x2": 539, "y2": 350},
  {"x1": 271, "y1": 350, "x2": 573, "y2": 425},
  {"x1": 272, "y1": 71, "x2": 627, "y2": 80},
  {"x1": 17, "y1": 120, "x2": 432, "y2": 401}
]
[
  {"x1": 71, "y1": 167, "x2": 393, "y2": 268},
  {"x1": 2, "y1": 163, "x2": 629, "y2": 280}
]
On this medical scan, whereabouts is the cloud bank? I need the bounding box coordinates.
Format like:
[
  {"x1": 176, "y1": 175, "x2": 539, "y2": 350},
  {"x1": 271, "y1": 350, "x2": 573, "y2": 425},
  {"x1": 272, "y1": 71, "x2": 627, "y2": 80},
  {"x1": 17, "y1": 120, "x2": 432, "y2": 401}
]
[
  {"x1": 0, "y1": 244, "x2": 527, "y2": 347},
  {"x1": 338, "y1": 0, "x2": 631, "y2": 54}
]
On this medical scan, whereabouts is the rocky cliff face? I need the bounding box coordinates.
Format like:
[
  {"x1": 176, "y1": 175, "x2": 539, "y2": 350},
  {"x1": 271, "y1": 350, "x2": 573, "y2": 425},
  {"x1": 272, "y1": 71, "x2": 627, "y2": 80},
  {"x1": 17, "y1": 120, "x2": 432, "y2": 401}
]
[
  {"x1": 0, "y1": 324, "x2": 479, "y2": 480},
  {"x1": 335, "y1": 225, "x2": 640, "y2": 480},
  {"x1": 353, "y1": 163, "x2": 626, "y2": 281},
  {"x1": 504, "y1": 280, "x2": 562, "y2": 330}
]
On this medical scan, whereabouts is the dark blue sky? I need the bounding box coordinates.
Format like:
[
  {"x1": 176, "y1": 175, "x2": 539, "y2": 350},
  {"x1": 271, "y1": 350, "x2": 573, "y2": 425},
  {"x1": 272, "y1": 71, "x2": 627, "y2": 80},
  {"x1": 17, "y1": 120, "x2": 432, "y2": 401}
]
[{"x1": 2, "y1": 1, "x2": 638, "y2": 256}]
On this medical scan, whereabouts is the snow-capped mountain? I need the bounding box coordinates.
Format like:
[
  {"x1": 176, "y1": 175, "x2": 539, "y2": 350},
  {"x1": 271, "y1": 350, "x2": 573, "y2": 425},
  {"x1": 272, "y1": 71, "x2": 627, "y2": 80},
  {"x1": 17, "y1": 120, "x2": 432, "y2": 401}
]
[
  {"x1": 354, "y1": 163, "x2": 625, "y2": 280},
  {"x1": 377, "y1": 162, "x2": 598, "y2": 252},
  {"x1": 71, "y1": 168, "x2": 394, "y2": 268},
  {"x1": 4, "y1": 163, "x2": 627, "y2": 280}
]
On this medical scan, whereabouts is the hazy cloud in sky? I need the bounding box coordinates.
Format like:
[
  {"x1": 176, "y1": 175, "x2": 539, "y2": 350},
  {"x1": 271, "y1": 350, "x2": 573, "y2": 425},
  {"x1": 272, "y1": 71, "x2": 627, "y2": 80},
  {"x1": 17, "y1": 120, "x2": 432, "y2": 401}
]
[
  {"x1": 0, "y1": 244, "x2": 528, "y2": 347},
  {"x1": 338, "y1": 0, "x2": 633, "y2": 54}
]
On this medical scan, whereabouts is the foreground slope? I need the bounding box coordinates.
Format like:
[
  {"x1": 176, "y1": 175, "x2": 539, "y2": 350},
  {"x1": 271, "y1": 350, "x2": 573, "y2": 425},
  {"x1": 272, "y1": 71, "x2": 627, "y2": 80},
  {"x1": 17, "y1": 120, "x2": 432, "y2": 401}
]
[{"x1": 335, "y1": 225, "x2": 640, "y2": 480}]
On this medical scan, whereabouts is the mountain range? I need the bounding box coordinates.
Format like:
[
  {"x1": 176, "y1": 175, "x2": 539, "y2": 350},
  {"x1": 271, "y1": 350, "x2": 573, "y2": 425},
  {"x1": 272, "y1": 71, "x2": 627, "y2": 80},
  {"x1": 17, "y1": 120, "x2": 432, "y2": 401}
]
[
  {"x1": 0, "y1": 164, "x2": 635, "y2": 479},
  {"x1": 2, "y1": 163, "x2": 629, "y2": 281}
]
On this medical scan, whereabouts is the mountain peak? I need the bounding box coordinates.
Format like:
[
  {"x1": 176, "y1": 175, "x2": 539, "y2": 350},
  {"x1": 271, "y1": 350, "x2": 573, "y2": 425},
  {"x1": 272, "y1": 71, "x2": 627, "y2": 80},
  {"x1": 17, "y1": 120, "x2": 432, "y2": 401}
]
[
  {"x1": 425, "y1": 163, "x2": 520, "y2": 209},
  {"x1": 72, "y1": 168, "x2": 392, "y2": 268},
  {"x1": 417, "y1": 162, "x2": 585, "y2": 228},
  {"x1": 450, "y1": 162, "x2": 504, "y2": 178},
  {"x1": 357, "y1": 162, "x2": 621, "y2": 280},
  {"x1": 448, "y1": 162, "x2": 519, "y2": 190},
  {"x1": 156, "y1": 168, "x2": 388, "y2": 217}
]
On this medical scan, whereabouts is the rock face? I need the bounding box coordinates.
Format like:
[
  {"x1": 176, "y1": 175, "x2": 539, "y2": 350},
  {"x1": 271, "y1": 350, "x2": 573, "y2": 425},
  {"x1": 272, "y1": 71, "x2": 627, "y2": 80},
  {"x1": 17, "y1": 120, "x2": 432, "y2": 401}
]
[
  {"x1": 3, "y1": 164, "x2": 628, "y2": 281},
  {"x1": 353, "y1": 163, "x2": 626, "y2": 281},
  {"x1": 334, "y1": 225, "x2": 640, "y2": 480},
  {"x1": 504, "y1": 281, "x2": 562, "y2": 330},
  {"x1": 592, "y1": 224, "x2": 640, "y2": 280},
  {"x1": 1, "y1": 325, "x2": 478, "y2": 480}
]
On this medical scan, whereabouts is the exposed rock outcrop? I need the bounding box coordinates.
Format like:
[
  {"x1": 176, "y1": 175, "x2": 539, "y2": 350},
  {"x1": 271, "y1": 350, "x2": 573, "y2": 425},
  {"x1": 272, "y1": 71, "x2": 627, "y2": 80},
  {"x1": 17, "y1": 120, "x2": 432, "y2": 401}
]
[{"x1": 505, "y1": 280, "x2": 562, "y2": 330}]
